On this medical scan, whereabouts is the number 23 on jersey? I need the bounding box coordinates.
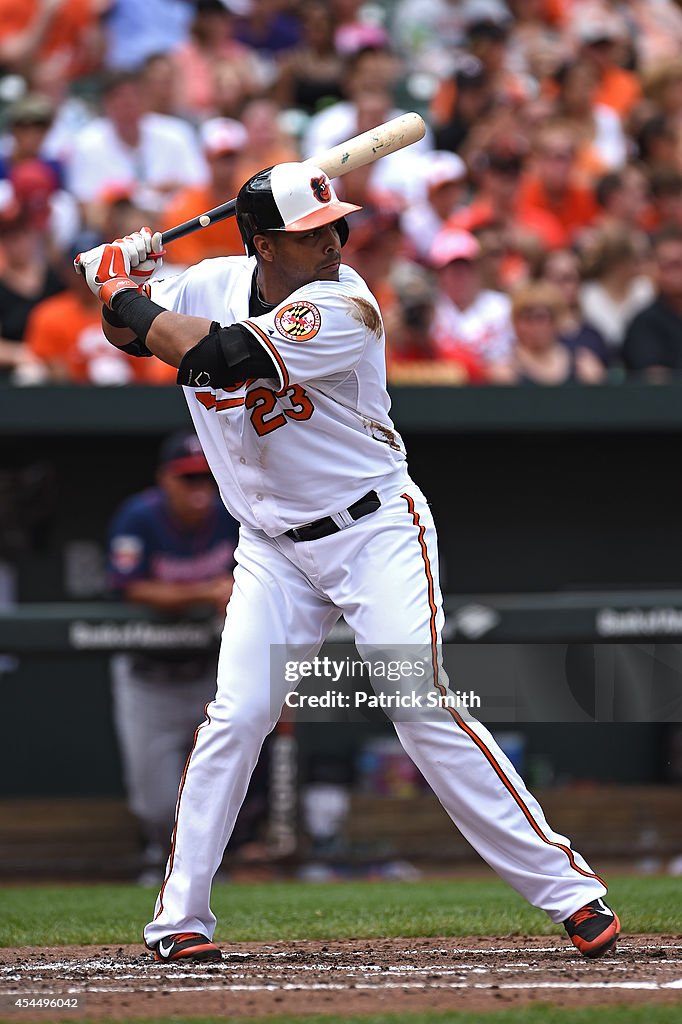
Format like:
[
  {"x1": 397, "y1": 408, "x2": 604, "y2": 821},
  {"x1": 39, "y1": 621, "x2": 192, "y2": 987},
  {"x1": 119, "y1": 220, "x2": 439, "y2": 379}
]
[{"x1": 196, "y1": 384, "x2": 314, "y2": 437}]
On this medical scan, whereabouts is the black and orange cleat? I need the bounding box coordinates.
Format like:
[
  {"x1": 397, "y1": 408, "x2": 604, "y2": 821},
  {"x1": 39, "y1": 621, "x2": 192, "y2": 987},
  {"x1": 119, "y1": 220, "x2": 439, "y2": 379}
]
[
  {"x1": 152, "y1": 932, "x2": 222, "y2": 963},
  {"x1": 563, "y1": 898, "x2": 620, "y2": 958}
]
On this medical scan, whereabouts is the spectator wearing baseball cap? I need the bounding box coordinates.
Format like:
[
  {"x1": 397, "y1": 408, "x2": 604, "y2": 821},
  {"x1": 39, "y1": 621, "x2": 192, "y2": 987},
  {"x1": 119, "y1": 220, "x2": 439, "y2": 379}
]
[
  {"x1": 0, "y1": 93, "x2": 67, "y2": 204},
  {"x1": 429, "y1": 227, "x2": 514, "y2": 380},
  {"x1": 161, "y1": 118, "x2": 248, "y2": 267},
  {"x1": 2, "y1": 93, "x2": 57, "y2": 167},
  {"x1": 401, "y1": 152, "x2": 467, "y2": 261}
]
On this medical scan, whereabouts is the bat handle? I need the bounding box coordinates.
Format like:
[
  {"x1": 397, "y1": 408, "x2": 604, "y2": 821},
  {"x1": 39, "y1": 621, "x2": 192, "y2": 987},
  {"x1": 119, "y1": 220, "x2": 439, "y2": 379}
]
[{"x1": 160, "y1": 198, "x2": 237, "y2": 245}]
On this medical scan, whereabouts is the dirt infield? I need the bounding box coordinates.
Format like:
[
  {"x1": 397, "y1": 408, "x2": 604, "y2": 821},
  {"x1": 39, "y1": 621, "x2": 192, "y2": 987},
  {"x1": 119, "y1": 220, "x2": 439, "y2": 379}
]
[{"x1": 1, "y1": 936, "x2": 681, "y2": 1020}]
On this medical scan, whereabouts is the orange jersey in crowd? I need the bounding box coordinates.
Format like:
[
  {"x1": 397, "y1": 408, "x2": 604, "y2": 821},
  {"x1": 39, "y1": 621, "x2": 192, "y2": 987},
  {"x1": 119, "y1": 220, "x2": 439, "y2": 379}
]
[
  {"x1": 162, "y1": 187, "x2": 245, "y2": 266},
  {"x1": 25, "y1": 291, "x2": 175, "y2": 385},
  {"x1": 0, "y1": 0, "x2": 99, "y2": 80},
  {"x1": 448, "y1": 197, "x2": 567, "y2": 250},
  {"x1": 517, "y1": 176, "x2": 599, "y2": 243},
  {"x1": 594, "y1": 66, "x2": 641, "y2": 117}
]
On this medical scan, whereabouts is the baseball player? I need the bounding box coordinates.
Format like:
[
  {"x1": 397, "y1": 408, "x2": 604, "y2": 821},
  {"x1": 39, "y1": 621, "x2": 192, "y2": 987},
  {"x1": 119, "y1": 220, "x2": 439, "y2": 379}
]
[
  {"x1": 108, "y1": 429, "x2": 238, "y2": 885},
  {"x1": 75, "y1": 162, "x2": 620, "y2": 963}
]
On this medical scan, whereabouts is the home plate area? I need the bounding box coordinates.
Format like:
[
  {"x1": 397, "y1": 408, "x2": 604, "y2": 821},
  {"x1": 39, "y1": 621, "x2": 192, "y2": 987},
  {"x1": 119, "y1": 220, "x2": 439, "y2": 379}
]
[{"x1": 2, "y1": 936, "x2": 681, "y2": 1019}]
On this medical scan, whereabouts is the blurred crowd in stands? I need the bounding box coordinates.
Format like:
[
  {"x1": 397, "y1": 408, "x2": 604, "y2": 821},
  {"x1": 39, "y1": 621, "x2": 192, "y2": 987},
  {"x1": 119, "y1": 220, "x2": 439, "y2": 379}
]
[{"x1": 3, "y1": 0, "x2": 682, "y2": 386}]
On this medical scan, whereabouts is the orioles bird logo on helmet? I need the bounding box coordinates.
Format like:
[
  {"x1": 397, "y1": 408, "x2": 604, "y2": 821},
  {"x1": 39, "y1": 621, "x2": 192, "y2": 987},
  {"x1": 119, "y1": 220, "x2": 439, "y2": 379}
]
[{"x1": 310, "y1": 176, "x2": 332, "y2": 204}]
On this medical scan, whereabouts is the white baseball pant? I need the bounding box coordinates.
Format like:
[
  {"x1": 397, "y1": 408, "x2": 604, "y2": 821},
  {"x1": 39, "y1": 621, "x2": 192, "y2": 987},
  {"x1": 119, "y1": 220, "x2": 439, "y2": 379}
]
[{"x1": 144, "y1": 474, "x2": 607, "y2": 944}]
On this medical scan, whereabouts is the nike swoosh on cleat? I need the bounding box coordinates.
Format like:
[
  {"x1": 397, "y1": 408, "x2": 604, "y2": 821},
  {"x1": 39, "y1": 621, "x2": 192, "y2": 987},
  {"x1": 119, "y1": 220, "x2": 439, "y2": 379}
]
[
  {"x1": 595, "y1": 899, "x2": 614, "y2": 917},
  {"x1": 157, "y1": 939, "x2": 174, "y2": 958}
]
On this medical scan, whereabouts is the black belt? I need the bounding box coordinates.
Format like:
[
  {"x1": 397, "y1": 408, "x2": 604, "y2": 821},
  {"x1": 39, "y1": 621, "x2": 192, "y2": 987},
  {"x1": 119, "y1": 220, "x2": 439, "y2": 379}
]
[{"x1": 286, "y1": 490, "x2": 381, "y2": 542}]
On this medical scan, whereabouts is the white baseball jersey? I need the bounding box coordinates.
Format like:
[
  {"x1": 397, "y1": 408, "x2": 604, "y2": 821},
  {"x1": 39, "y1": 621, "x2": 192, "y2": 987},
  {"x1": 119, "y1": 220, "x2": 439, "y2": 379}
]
[{"x1": 151, "y1": 257, "x2": 407, "y2": 535}]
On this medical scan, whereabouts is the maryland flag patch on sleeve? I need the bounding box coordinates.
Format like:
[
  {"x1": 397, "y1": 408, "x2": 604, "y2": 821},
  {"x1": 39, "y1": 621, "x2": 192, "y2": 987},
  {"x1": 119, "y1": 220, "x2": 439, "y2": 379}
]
[{"x1": 274, "y1": 300, "x2": 321, "y2": 342}]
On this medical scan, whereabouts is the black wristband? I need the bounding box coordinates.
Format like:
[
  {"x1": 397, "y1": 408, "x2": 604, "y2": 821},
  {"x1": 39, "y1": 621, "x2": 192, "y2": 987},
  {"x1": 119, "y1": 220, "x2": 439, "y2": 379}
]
[
  {"x1": 102, "y1": 303, "x2": 127, "y2": 328},
  {"x1": 111, "y1": 290, "x2": 166, "y2": 343}
]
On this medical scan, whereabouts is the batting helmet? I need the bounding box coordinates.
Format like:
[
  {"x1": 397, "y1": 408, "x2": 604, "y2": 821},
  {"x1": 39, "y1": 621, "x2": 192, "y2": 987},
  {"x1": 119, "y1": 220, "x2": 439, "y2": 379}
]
[{"x1": 236, "y1": 162, "x2": 362, "y2": 256}]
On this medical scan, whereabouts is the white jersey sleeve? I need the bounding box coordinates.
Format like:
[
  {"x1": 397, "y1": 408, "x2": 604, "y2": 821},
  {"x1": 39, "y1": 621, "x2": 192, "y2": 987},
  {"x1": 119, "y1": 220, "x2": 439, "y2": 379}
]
[
  {"x1": 149, "y1": 256, "x2": 255, "y2": 324},
  {"x1": 239, "y1": 267, "x2": 382, "y2": 388}
]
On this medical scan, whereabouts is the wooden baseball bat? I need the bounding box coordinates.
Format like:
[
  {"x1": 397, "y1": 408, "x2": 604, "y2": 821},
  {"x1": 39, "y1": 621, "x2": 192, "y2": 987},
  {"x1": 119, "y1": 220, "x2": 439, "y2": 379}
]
[{"x1": 160, "y1": 112, "x2": 426, "y2": 246}]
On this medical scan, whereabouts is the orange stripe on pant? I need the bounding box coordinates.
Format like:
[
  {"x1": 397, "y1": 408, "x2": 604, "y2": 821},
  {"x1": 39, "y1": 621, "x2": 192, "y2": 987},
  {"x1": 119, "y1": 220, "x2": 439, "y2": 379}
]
[
  {"x1": 153, "y1": 702, "x2": 213, "y2": 923},
  {"x1": 400, "y1": 491, "x2": 606, "y2": 888}
]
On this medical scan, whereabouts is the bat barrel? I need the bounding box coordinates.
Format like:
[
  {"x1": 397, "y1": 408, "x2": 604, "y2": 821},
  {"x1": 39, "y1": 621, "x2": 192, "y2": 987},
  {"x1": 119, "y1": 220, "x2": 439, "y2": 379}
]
[{"x1": 307, "y1": 111, "x2": 426, "y2": 180}]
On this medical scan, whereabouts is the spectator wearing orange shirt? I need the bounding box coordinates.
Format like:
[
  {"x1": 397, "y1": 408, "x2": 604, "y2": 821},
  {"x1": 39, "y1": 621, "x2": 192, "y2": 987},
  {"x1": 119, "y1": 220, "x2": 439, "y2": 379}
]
[
  {"x1": 517, "y1": 123, "x2": 599, "y2": 245},
  {"x1": 24, "y1": 232, "x2": 174, "y2": 385},
  {"x1": 448, "y1": 146, "x2": 566, "y2": 275},
  {"x1": 162, "y1": 119, "x2": 247, "y2": 269},
  {"x1": 575, "y1": 14, "x2": 641, "y2": 118},
  {"x1": 0, "y1": 0, "x2": 105, "y2": 96}
]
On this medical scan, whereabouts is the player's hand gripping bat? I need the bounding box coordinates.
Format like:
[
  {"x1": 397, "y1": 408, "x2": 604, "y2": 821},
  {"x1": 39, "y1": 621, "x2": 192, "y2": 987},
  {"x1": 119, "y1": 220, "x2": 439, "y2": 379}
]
[{"x1": 160, "y1": 112, "x2": 427, "y2": 246}]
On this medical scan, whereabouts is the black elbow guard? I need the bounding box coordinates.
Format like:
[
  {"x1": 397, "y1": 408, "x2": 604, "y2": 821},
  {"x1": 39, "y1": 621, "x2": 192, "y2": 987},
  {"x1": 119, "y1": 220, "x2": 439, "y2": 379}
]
[{"x1": 177, "y1": 322, "x2": 278, "y2": 389}]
